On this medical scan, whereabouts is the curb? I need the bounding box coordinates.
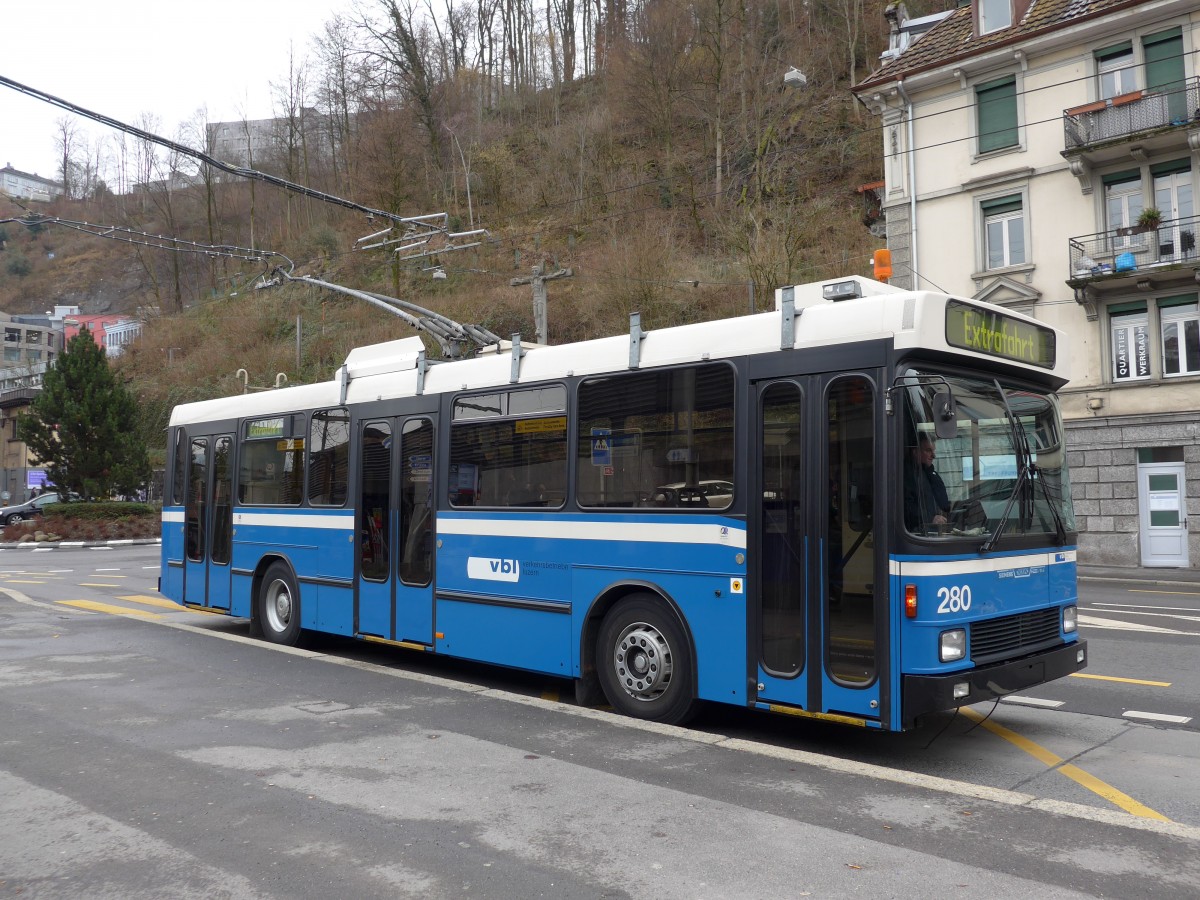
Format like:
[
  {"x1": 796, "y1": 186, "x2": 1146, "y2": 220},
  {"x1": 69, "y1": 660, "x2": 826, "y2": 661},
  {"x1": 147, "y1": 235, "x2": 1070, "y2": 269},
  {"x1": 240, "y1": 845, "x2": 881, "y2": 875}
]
[
  {"x1": 0, "y1": 538, "x2": 162, "y2": 550},
  {"x1": 1079, "y1": 573, "x2": 1200, "y2": 588}
]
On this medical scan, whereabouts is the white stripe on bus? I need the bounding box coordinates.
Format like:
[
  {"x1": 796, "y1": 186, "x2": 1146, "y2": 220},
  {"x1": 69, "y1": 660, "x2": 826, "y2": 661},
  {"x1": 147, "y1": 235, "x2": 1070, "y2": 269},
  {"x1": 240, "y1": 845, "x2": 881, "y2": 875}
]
[
  {"x1": 889, "y1": 551, "x2": 1074, "y2": 577},
  {"x1": 231, "y1": 512, "x2": 355, "y2": 530},
  {"x1": 438, "y1": 517, "x2": 747, "y2": 550}
]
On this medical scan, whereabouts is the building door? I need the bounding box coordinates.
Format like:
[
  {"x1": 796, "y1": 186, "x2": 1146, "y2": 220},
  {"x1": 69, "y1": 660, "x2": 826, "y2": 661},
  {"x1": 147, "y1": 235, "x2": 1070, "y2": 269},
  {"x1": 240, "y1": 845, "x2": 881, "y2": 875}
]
[
  {"x1": 1138, "y1": 459, "x2": 1189, "y2": 567},
  {"x1": 754, "y1": 373, "x2": 883, "y2": 723},
  {"x1": 356, "y1": 417, "x2": 436, "y2": 644},
  {"x1": 182, "y1": 434, "x2": 233, "y2": 609},
  {"x1": 1153, "y1": 166, "x2": 1194, "y2": 261}
]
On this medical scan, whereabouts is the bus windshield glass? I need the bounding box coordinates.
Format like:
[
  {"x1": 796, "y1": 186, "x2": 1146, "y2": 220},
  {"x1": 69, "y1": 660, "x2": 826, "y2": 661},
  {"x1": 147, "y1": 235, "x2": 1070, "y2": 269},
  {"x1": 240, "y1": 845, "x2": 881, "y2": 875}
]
[{"x1": 900, "y1": 369, "x2": 1075, "y2": 543}]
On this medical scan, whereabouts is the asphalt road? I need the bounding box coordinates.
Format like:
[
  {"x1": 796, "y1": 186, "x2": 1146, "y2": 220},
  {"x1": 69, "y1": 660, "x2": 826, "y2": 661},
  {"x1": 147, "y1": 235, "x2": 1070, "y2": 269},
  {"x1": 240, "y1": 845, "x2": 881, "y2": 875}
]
[{"x1": 0, "y1": 546, "x2": 1197, "y2": 897}]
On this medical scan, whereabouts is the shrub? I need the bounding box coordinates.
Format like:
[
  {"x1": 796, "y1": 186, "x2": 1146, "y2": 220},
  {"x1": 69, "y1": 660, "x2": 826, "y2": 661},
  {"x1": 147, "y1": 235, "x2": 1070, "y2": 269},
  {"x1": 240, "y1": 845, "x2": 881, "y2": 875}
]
[{"x1": 5, "y1": 252, "x2": 31, "y2": 277}]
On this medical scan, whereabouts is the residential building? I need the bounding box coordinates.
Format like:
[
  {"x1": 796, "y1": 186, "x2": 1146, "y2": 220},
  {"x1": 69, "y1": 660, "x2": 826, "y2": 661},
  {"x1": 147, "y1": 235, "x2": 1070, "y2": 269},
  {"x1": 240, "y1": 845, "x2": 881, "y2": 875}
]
[
  {"x1": 854, "y1": 0, "x2": 1199, "y2": 568},
  {"x1": 64, "y1": 313, "x2": 143, "y2": 357},
  {"x1": 206, "y1": 111, "x2": 333, "y2": 170},
  {"x1": 0, "y1": 163, "x2": 63, "y2": 202},
  {"x1": 0, "y1": 312, "x2": 60, "y2": 369}
]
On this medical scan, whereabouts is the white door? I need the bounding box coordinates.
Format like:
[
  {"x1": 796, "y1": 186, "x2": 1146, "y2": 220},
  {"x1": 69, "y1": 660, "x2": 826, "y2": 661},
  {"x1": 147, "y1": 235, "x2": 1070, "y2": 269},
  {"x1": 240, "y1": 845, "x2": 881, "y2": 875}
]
[
  {"x1": 1153, "y1": 169, "x2": 1194, "y2": 262},
  {"x1": 1138, "y1": 462, "x2": 1190, "y2": 567}
]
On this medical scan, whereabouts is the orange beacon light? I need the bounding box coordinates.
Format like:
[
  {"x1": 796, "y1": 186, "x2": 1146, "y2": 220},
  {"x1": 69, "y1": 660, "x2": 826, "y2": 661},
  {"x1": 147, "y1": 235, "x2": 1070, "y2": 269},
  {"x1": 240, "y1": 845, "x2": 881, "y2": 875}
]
[{"x1": 873, "y1": 248, "x2": 893, "y2": 282}]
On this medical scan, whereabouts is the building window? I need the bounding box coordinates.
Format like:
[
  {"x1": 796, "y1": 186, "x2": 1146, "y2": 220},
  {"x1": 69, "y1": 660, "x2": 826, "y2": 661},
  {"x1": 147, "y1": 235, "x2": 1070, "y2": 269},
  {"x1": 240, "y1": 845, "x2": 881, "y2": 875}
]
[
  {"x1": 1160, "y1": 295, "x2": 1200, "y2": 377},
  {"x1": 1096, "y1": 44, "x2": 1136, "y2": 100},
  {"x1": 982, "y1": 195, "x2": 1025, "y2": 269},
  {"x1": 1104, "y1": 173, "x2": 1144, "y2": 250},
  {"x1": 976, "y1": 76, "x2": 1018, "y2": 153},
  {"x1": 3, "y1": 348, "x2": 19, "y2": 362},
  {"x1": 979, "y1": 0, "x2": 1012, "y2": 34},
  {"x1": 1109, "y1": 304, "x2": 1151, "y2": 382}
]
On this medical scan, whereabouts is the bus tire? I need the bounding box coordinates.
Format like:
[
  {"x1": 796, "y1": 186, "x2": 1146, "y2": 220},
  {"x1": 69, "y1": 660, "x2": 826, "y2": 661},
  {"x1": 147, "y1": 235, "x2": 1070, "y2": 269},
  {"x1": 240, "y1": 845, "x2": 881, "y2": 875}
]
[
  {"x1": 597, "y1": 594, "x2": 699, "y2": 725},
  {"x1": 258, "y1": 561, "x2": 302, "y2": 646}
]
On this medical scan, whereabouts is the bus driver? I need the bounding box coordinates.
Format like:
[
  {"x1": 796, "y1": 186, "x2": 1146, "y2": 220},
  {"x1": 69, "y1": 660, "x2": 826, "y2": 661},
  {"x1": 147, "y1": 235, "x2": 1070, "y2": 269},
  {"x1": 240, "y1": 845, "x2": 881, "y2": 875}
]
[{"x1": 905, "y1": 432, "x2": 950, "y2": 532}]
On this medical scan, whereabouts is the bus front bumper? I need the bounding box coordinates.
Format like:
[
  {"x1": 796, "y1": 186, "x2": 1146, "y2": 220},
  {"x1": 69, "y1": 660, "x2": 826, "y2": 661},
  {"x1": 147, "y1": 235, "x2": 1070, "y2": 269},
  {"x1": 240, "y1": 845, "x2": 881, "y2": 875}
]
[{"x1": 902, "y1": 640, "x2": 1087, "y2": 728}]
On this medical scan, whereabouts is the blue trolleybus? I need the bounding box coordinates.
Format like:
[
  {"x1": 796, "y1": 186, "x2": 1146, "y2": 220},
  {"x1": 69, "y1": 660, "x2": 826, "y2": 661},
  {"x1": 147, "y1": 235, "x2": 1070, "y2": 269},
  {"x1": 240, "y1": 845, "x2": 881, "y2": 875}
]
[{"x1": 161, "y1": 275, "x2": 1086, "y2": 729}]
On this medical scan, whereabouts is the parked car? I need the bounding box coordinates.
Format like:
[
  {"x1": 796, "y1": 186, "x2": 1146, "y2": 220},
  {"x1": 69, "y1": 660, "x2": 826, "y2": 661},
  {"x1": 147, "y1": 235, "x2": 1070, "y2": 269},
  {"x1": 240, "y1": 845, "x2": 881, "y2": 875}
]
[{"x1": 0, "y1": 492, "x2": 67, "y2": 526}]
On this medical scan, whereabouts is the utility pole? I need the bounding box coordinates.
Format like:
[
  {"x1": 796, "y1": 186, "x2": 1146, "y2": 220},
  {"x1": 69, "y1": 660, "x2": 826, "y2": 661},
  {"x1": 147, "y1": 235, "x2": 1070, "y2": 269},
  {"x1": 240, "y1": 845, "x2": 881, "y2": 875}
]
[{"x1": 510, "y1": 263, "x2": 573, "y2": 344}]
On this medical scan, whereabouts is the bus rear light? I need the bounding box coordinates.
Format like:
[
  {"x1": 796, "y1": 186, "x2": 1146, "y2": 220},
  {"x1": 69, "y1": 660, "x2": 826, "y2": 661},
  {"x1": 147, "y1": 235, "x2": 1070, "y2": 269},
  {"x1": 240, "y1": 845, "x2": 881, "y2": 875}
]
[{"x1": 904, "y1": 584, "x2": 918, "y2": 618}]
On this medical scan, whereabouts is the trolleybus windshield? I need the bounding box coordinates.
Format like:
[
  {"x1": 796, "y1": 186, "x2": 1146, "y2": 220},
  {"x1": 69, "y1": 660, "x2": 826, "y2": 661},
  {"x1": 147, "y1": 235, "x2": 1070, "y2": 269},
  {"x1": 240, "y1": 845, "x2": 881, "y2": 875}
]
[{"x1": 900, "y1": 369, "x2": 1075, "y2": 544}]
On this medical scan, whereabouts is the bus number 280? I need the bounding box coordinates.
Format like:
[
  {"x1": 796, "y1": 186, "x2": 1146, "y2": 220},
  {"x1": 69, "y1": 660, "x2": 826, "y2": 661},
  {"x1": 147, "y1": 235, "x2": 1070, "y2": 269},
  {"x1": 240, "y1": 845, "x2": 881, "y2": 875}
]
[{"x1": 936, "y1": 585, "x2": 972, "y2": 614}]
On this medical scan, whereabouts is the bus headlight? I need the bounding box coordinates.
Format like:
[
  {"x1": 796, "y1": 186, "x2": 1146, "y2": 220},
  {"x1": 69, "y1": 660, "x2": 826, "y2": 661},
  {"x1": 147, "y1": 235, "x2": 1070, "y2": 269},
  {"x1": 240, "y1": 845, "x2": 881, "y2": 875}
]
[
  {"x1": 939, "y1": 629, "x2": 966, "y2": 662},
  {"x1": 1063, "y1": 605, "x2": 1078, "y2": 633}
]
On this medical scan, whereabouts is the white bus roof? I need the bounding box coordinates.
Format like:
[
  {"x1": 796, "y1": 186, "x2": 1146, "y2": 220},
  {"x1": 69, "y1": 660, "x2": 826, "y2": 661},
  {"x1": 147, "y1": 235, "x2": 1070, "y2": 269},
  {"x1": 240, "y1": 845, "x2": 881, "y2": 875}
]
[{"x1": 169, "y1": 284, "x2": 1067, "y2": 427}]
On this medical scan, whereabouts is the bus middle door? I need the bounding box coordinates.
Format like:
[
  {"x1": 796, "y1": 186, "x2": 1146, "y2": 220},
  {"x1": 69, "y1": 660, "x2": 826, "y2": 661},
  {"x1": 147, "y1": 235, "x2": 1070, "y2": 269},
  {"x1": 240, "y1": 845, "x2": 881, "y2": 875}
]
[
  {"x1": 753, "y1": 374, "x2": 883, "y2": 724},
  {"x1": 356, "y1": 417, "x2": 436, "y2": 645}
]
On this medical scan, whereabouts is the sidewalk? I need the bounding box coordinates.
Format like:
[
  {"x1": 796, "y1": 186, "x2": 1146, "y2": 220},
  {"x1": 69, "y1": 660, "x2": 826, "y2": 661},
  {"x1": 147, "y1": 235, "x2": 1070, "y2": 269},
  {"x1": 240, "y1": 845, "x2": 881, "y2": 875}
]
[{"x1": 1078, "y1": 562, "x2": 1200, "y2": 586}]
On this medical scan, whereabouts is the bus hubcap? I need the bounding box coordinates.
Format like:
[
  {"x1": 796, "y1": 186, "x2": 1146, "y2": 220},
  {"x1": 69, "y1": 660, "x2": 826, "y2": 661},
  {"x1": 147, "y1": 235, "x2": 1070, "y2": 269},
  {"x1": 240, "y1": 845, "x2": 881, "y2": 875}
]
[
  {"x1": 613, "y1": 622, "x2": 672, "y2": 701},
  {"x1": 266, "y1": 581, "x2": 292, "y2": 632}
]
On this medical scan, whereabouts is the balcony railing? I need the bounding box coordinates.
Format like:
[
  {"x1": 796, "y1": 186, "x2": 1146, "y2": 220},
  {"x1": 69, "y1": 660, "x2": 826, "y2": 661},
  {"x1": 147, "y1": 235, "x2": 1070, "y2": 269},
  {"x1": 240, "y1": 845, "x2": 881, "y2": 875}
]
[
  {"x1": 1063, "y1": 77, "x2": 1200, "y2": 151},
  {"x1": 1069, "y1": 213, "x2": 1199, "y2": 283}
]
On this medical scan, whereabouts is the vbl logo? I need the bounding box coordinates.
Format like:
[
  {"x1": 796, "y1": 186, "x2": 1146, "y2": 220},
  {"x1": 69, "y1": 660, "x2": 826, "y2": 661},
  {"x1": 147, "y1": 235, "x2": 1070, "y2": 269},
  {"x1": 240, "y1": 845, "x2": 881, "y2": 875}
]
[{"x1": 467, "y1": 556, "x2": 521, "y2": 583}]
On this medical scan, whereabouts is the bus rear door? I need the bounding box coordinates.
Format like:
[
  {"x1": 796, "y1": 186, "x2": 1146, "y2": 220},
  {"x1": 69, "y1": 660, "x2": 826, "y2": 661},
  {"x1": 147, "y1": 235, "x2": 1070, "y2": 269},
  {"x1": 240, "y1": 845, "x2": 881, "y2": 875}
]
[
  {"x1": 356, "y1": 417, "x2": 436, "y2": 645},
  {"x1": 754, "y1": 374, "x2": 884, "y2": 724},
  {"x1": 183, "y1": 434, "x2": 234, "y2": 610}
]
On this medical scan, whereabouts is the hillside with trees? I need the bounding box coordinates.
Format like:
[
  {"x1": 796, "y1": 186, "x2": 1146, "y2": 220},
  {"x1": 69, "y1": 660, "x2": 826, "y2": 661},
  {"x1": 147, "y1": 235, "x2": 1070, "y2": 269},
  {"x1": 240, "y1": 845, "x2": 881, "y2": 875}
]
[{"x1": 0, "y1": 0, "x2": 937, "y2": 462}]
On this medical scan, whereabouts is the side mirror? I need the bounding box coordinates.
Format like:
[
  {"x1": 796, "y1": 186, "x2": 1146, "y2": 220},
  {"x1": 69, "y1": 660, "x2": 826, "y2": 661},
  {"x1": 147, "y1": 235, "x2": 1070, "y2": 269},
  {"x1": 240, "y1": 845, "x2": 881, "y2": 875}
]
[{"x1": 933, "y1": 391, "x2": 958, "y2": 440}]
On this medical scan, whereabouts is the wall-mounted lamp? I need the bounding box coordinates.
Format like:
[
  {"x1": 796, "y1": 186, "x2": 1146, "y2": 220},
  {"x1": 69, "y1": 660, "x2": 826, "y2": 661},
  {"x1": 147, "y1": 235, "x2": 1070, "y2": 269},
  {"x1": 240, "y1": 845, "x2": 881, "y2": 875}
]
[{"x1": 1087, "y1": 397, "x2": 1104, "y2": 411}]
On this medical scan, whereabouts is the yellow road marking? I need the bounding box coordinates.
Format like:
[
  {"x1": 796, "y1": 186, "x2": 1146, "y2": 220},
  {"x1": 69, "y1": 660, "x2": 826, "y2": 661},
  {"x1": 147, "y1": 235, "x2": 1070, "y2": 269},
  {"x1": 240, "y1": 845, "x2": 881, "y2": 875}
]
[
  {"x1": 78, "y1": 582, "x2": 123, "y2": 588},
  {"x1": 1070, "y1": 672, "x2": 1171, "y2": 687},
  {"x1": 541, "y1": 689, "x2": 560, "y2": 702},
  {"x1": 119, "y1": 594, "x2": 186, "y2": 611},
  {"x1": 57, "y1": 599, "x2": 162, "y2": 619},
  {"x1": 960, "y1": 706, "x2": 1169, "y2": 821},
  {"x1": 6, "y1": 580, "x2": 46, "y2": 584}
]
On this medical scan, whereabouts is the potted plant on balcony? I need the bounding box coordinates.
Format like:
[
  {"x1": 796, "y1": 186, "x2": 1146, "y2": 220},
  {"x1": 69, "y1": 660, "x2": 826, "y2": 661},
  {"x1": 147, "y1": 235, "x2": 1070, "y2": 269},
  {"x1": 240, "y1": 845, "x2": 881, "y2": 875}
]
[{"x1": 1135, "y1": 207, "x2": 1162, "y2": 233}]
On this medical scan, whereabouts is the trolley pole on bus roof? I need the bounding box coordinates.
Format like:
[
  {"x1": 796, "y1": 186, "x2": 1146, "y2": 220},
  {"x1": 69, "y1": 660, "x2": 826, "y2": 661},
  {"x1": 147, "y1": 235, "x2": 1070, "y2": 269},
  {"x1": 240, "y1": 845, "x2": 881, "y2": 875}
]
[{"x1": 511, "y1": 263, "x2": 573, "y2": 344}]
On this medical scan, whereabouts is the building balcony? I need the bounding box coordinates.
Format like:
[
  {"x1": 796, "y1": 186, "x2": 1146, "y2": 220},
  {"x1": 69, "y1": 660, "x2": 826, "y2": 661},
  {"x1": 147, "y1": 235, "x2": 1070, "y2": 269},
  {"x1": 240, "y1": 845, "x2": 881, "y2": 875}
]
[
  {"x1": 1068, "y1": 214, "x2": 1200, "y2": 315},
  {"x1": 1062, "y1": 77, "x2": 1200, "y2": 170}
]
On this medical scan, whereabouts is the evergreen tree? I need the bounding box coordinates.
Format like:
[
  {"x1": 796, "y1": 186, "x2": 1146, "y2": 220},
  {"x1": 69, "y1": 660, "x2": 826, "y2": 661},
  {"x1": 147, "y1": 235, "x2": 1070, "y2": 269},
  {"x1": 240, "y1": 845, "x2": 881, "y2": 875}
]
[{"x1": 18, "y1": 328, "x2": 150, "y2": 500}]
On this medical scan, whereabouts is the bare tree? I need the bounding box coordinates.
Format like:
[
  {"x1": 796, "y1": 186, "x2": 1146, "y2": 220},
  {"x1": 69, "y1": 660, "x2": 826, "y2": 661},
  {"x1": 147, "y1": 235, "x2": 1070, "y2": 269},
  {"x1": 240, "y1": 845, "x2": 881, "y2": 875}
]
[
  {"x1": 54, "y1": 117, "x2": 79, "y2": 198},
  {"x1": 359, "y1": 0, "x2": 447, "y2": 167},
  {"x1": 313, "y1": 14, "x2": 364, "y2": 192}
]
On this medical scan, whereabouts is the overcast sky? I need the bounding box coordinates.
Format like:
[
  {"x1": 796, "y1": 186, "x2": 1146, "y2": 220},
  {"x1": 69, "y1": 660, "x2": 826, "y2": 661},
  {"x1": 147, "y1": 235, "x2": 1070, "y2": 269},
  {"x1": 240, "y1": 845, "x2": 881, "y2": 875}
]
[{"x1": 1, "y1": 0, "x2": 353, "y2": 183}]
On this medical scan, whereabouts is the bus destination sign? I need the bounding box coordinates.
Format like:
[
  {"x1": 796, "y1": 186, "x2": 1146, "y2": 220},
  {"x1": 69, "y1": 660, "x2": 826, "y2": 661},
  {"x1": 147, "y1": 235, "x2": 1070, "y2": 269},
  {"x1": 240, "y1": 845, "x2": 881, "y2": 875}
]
[{"x1": 945, "y1": 301, "x2": 1055, "y2": 369}]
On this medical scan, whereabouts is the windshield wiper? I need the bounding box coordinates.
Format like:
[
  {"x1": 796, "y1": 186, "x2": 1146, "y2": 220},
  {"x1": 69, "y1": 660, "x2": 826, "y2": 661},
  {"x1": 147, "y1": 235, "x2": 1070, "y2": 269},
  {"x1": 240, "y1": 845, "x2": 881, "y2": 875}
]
[
  {"x1": 979, "y1": 381, "x2": 1036, "y2": 556},
  {"x1": 979, "y1": 379, "x2": 1067, "y2": 552}
]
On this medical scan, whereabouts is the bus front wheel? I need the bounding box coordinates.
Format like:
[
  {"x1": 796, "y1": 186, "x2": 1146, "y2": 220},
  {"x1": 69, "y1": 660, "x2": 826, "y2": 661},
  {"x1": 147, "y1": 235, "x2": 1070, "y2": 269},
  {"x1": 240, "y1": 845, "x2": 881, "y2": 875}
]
[
  {"x1": 258, "y1": 562, "x2": 302, "y2": 646},
  {"x1": 597, "y1": 595, "x2": 699, "y2": 725}
]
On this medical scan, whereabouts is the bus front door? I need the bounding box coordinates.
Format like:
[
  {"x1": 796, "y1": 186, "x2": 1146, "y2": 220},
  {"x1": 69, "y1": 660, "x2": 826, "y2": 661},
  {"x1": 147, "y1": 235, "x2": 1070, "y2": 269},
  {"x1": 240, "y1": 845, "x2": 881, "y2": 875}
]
[
  {"x1": 356, "y1": 417, "x2": 436, "y2": 645},
  {"x1": 754, "y1": 374, "x2": 883, "y2": 724},
  {"x1": 182, "y1": 434, "x2": 234, "y2": 610}
]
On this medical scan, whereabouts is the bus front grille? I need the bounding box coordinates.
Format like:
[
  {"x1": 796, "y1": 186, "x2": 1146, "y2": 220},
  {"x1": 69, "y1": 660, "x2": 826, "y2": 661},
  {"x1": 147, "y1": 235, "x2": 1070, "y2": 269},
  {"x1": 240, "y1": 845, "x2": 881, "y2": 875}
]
[{"x1": 970, "y1": 608, "x2": 1062, "y2": 664}]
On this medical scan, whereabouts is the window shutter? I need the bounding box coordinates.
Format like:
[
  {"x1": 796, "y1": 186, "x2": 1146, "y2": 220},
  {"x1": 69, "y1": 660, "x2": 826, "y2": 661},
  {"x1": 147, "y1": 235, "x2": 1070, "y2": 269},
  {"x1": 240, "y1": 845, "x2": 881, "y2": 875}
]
[{"x1": 977, "y1": 77, "x2": 1018, "y2": 152}]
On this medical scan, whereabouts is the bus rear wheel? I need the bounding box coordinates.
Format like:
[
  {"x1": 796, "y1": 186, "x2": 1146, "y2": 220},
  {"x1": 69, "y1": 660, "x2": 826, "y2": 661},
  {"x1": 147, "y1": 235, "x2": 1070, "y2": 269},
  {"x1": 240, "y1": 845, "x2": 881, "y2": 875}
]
[
  {"x1": 597, "y1": 595, "x2": 699, "y2": 725},
  {"x1": 258, "y1": 562, "x2": 302, "y2": 646}
]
